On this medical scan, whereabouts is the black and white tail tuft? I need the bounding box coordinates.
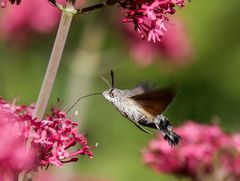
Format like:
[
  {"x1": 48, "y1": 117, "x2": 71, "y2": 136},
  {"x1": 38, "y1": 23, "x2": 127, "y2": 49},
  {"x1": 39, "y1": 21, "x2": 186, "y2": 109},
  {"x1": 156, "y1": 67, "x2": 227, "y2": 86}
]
[
  {"x1": 163, "y1": 131, "x2": 181, "y2": 146},
  {"x1": 155, "y1": 116, "x2": 181, "y2": 146}
]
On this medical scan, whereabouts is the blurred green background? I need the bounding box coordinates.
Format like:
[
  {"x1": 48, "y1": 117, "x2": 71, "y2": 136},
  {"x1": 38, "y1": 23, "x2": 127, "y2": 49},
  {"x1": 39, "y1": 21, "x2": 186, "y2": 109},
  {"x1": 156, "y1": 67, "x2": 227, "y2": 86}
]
[{"x1": 1, "y1": 0, "x2": 240, "y2": 180}]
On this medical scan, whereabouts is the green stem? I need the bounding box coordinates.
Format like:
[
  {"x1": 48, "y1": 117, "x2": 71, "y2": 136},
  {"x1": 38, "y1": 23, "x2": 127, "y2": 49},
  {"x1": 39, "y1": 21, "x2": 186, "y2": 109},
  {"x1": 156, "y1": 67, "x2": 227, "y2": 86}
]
[
  {"x1": 77, "y1": 0, "x2": 117, "y2": 14},
  {"x1": 77, "y1": 2, "x2": 108, "y2": 14},
  {"x1": 25, "y1": 2, "x2": 74, "y2": 180},
  {"x1": 32, "y1": 2, "x2": 74, "y2": 119}
]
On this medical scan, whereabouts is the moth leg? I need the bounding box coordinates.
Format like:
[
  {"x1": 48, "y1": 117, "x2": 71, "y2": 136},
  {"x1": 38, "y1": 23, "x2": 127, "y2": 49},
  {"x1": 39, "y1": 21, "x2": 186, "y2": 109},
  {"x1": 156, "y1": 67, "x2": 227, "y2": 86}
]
[
  {"x1": 131, "y1": 117, "x2": 153, "y2": 134},
  {"x1": 153, "y1": 115, "x2": 181, "y2": 146},
  {"x1": 154, "y1": 120, "x2": 161, "y2": 130},
  {"x1": 138, "y1": 118, "x2": 156, "y2": 129},
  {"x1": 134, "y1": 122, "x2": 153, "y2": 134}
]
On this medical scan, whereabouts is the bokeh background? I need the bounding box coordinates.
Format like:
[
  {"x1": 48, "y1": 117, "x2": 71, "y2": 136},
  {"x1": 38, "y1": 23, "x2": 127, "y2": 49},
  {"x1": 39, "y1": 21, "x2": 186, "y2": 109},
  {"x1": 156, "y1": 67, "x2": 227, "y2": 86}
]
[{"x1": 1, "y1": 0, "x2": 240, "y2": 180}]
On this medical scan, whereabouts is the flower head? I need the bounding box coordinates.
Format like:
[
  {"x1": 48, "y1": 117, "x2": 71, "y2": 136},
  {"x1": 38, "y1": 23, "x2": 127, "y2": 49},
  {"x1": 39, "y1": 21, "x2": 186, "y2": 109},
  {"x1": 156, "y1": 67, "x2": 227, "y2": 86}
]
[
  {"x1": 143, "y1": 121, "x2": 240, "y2": 180},
  {"x1": 123, "y1": 17, "x2": 192, "y2": 66},
  {"x1": 0, "y1": 98, "x2": 35, "y2": 178},
  {"x1": 32, "y1": 108, "x2": 94, "y2": 167},
  {"x1": 0, "y1": 97, "x2": 94, "y2": 178},
  {"x1": 119, "y1": 0, "x2": 188, "y2": 42}
]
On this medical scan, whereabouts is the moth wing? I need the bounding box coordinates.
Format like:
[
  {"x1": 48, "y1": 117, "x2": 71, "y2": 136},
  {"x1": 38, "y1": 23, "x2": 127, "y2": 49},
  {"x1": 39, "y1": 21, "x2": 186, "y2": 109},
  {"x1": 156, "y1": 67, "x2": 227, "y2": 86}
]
[
  {"x1": 129, "y1": 83, "x2": 153, "y2": 96},
  {"x1": 130, "y1": 87, "x2": 176, "y2": 116}
]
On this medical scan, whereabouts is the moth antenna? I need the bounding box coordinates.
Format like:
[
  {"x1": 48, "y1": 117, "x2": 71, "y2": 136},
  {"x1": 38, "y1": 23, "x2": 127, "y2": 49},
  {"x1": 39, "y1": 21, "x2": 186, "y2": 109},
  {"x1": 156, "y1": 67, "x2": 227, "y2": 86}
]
[
  {"x1": 101, "y1": 70, "x2": 115, "y2": 94},
  {"x1": 110, "y1": 70, "x2": 114, "y2": 89},
  {"x1": 66, "y1": 93, "x2": 102, "y2": 114},
  {"x1": 100, "y1": 75, "x2": 112, "y2": 89}
]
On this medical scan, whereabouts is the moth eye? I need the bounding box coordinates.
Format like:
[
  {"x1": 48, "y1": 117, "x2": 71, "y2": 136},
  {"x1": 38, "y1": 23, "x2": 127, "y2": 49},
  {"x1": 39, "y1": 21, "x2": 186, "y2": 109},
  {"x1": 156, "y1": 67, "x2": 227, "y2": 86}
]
[
  {"x1": 109, "y1": 89, "x2": 114, "y2": 98},
  {"x1": 109, "y1": 92, "x2": 114, "y2": 98}
]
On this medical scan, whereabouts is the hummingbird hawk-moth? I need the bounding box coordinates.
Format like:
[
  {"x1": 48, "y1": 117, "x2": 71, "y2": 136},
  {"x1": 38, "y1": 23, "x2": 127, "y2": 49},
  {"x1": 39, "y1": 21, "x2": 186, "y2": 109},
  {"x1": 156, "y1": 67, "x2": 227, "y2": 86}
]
[{"x1": 102, "y1": 71, "x2": 180, "y2": 146}]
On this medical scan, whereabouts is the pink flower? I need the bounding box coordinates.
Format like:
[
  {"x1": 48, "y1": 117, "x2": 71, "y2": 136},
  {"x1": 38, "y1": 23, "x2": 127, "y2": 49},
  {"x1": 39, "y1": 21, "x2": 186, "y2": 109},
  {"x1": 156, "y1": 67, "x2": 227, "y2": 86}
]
[
  {"x1": 0, "y1": 0, "x2": 60, "y2": 41},
  {"x1": 32, "y1": 108, "x2": 94, "y2": 167},
  {"x1": 120, "y1": 0, "x2": 188, "y2": 42},
  {"x1": 0, "y1": 98, "x2": 35, "y2": 178},
  {"x1": 124, "y1": 17, "x2": 192, "y2": 66},
  {"x1": 142, "y1": 121, "x2": 240, "y2": 180},
  {"x1": 143, "y1": 140, "x2": 181, "y2": 173},
  {"x1": 0, "y1": 97, "x2": 94, "y2": 179},
  {"x1": 232, "y1": 133, "x2": 240, "y2": 152}
]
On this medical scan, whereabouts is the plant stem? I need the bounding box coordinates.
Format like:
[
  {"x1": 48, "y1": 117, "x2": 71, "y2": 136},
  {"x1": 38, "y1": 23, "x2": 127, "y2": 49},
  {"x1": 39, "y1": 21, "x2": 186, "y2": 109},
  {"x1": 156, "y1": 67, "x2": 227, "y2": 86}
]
[
  {"x1": 76, "y1": 0, "x2": 117, "y2": 14},
  {"x1": 77, "y1": 2, "x2": 108, "y2": 14},
  {"x1": 32, "y1": 2, "x2": 74, "y2": 120},
  {"x1": 23, "y1": 2, "x2": 75, "y2": 181}
]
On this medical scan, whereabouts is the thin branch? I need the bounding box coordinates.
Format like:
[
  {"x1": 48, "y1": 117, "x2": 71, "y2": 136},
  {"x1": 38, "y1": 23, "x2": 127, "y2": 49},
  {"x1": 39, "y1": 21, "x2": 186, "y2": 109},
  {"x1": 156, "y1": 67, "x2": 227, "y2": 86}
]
[
  {"x1": 32, "y1": 2, "x2": 74, "y2": 119},
  {"x1": 77, "y1": 2, "x2": 108, "y2": 14},
  {"x1": 77, "y1": 0, "x2": 117, "y2": 14}
]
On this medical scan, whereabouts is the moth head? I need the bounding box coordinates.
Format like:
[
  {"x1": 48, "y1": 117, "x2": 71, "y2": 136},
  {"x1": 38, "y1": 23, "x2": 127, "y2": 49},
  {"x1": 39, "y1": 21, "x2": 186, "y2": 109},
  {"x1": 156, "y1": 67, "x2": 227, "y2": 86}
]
[
  {"x1": 102, "y1": 70, "x2": 120, "y2": 103},
  {"x1": 102, "y1": 88, "x2": 121, "y2": 103}
]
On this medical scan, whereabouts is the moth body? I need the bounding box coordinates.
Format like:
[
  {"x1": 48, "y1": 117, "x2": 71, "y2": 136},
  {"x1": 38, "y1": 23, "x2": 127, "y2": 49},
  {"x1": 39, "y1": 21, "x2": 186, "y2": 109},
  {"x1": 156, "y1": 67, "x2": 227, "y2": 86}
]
[
  {"x1": 103, "y1": 88, "x2": 148, "y2": 124},
  {"x1": 103, "y1": 86, "x2": 180, "y2": 146}
]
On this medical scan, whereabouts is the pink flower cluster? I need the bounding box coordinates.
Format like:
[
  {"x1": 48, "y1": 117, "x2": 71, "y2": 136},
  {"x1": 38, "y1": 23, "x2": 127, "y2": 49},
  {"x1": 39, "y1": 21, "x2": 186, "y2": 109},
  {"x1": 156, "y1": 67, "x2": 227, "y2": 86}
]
[
  {"x1": 34, "y1": 108, "x2": 94, "y2": 167},
  {"x1": 123, "y1": 17, "x2": 192, "y2": 66},
  {"x1": 120, "y1": 0, "x2": 187, "y2": 42},
  {"x1": 0, "y1": 97, "x2": 93, "y2": 179},
  {"x1": 0, "y1": 0, "x2": 60, "y2": 41},
  {"x1": 0, "y1": 99, "x2": 35, "y2": 178},
  {"x1": 143, "y1": 121, "x2": 240, "y2": 180}
]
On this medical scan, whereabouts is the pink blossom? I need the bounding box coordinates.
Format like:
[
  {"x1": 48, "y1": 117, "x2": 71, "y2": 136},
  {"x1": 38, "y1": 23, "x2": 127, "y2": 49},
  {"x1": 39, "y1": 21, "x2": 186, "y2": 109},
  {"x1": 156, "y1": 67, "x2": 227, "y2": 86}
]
[
  {"x1": 0, "y1": 0, "x2": 60, "y2": 41},
  {"x1": 120, "y1": 0, "x2": 188, "y2": 42},
  {"x1": 32, "y1": 108, "x2": 94, "y2": 167},
  {"x1": 0, "y1": 98, "x2": 35, "y2": 178},
  {"x1": 142, "y1": 121, "x2": 240, "y2": 180},
  {"x1": 0, "y1": 97, "x2": 94, "y2": 179},
  {"x1": 124, "y1": 17, "x2": 192, "y2": 66},
  {"x1": 232, "y1": 133, "x2": 240, "y2": 152}
]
